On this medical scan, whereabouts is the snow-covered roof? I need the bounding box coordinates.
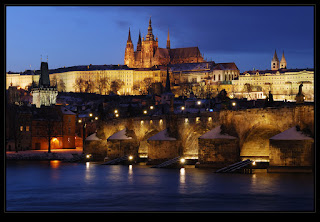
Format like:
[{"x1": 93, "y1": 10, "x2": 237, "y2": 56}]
[
  {"x1": 86, "y1": 133, "x2": 101, "y2": 141},
  {"x1": 147, "y1": 129, "x2": 176, "y2": 141},
  {"x1": 108, "y1": 129, "x2": 132, "y2": 140},
  {"x1": 270, "y1": 127, "x2": 313, "y2": 140},
  {"x1": 199, "y1": 125, "x2": 237, "y2": 139}
]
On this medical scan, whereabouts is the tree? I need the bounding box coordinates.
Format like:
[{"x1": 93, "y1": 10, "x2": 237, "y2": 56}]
[
  {"x1": 142, "y1": 77, "x2": 153, "y2": 95},
  {"x1": 95, "y1": 76, "x2": 110, "y2": 95},
  {"x1": 244, "y1": 83, "x2": 252, "y2": 99},
  {"x1": 58, "y1": 79, "x2": 66, "y2": 92},
  {"x1": 110, "y1": 79, "x2": 124, "y2": 95},
  {"x1": 179, "y1": 81, "x2": 193, "y2": 98},
  {"x1": 84, "y1": 78, "x2": 95, "y2": 93},
  {"x1": 74, "y1": 76, "x2": 85, "y2": 93}
]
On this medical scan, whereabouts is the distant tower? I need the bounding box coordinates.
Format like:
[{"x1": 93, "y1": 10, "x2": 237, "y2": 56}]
[
  {"x1": 271, "y1": 50, "x2": 280, "y2": 70},
  {"x1": 136, "y1": 30, "x2": 142, "y2": 51},
  {"x1": 280, "y1": 51, "x2": 287, "y2": 69},
  {"x1": 124, "y1": 28, "x2": 135, "y2": 67},
  {"x1": 166, "y1": 28, "x2": 170, "y2": 49},
  {"x1": 161, "y1": 65, "x2": 175, "y2": 110},
  {"x1": 32, "y1": 61, "x2": 58, "y2": 108}
]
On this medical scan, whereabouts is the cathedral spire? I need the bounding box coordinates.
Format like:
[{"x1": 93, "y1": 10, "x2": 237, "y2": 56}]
[
  {"x1": 137, "y1": 30, "x2": 142, "y2": 51},
  {"x1": 127, "y1": 27, "x2": 132, "y2": 43},
  {"x1": 280, "y1": 51, "x2": 287, "y2": 69},
  {"x1": 272, "y1": 49, "x2": 279, "y2": 62},
  {"x1": 271, "y1": 49, "x2": 280, "y2": 70},
  {"x1": 146, "y1": 16, "x2": 154, "y2": 41},
  {"x1": 166, "y1": 28, "x2": 170, "y2": 49}
]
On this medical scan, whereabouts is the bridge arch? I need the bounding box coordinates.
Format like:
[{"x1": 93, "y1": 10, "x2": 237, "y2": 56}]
[{"x1": 240, "y1": 123, "x2": 282, "y2": 161}]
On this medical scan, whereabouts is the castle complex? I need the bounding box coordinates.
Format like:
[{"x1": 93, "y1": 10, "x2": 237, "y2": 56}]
[
  {"x1": 6, "y1": 19, "x2": 313, "y2": 102},
  {"x1": 124, "y1": 17, "x2": 204, "y2": 68}
]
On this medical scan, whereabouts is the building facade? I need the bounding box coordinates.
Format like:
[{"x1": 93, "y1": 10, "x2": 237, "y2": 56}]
[{"x1": 232, "y1": 50, "x2": 313, "y2": 101}]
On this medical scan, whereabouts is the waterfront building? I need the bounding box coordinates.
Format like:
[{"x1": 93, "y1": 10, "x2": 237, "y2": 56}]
[{"x1": 6, "y1": 104, "x2": 76, "y2": 151}]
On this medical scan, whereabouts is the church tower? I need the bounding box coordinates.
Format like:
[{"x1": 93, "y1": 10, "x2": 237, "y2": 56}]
[
  {"x1": 271, "y1": 50, "x2": 279, "y2": 70},
  {"x1": 166, "y1": 29, "x2": 170, "y2": 49},
  {"x1": 280, "y1": 51, "x2": 287, "y2": 69},
  {"x1": 136, "y1": 30, "x2": 142, "y2": 51},
  {"x1": 141, "y1": 17, "x2": 158, "y2": 68},
  {"x1": 124, "y1": 28, "x2": 135, "y2": 67}
]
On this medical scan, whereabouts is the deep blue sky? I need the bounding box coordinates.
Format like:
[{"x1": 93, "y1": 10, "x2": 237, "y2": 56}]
[{"x1": 6, "y1": 6, "x2": 314, "y2": 73}]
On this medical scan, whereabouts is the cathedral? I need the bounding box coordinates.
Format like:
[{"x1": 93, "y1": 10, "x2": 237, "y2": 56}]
[{"x1": 124, "y1": 17, "x2": 205, "y2": 68}]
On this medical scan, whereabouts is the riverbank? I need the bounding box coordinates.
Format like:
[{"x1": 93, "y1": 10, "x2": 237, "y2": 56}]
[{"x1": 6, "y1": 148, "x2": 83, "y2": 161}]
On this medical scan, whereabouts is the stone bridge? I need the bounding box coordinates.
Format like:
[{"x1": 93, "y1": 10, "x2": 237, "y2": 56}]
[{"x1": 92, "y1": 104, "x2": 314, "y2": 162}]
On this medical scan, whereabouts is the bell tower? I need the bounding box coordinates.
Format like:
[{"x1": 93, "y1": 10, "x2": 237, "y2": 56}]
[
  {"x1": 280, "y1": 51, "x2": 287, "y2": 69},
  {"x1": 271, "y1": 50, "x2": 279, "y2": 70}
]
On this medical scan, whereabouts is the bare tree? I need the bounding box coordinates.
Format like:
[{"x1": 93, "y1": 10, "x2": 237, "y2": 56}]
[
  {"x1": 96, "y1": 76, "x2": 110, "y2": 95},
  {"x1": 110, "y1": 79, "x2": 124, "y2": 95},
  {"x1": 74, "y1": 76, "x2": 85, "y2": 93},
  {"x1": 58, "y1": 79, "x2": 66, "y2": 92}
]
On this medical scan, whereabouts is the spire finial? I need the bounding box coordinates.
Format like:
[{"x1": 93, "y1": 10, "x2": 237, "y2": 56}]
[
  {"x1": 127, "y1": 27, "x2": 132, "y2": 42},
  {"x1": 166, "y1": 28, "x2": 170, "y2": 49}
]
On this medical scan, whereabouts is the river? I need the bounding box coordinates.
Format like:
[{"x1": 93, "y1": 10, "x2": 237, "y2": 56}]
[{"x1": 6, "y1": 161, "x2": 314, "y2": 212}]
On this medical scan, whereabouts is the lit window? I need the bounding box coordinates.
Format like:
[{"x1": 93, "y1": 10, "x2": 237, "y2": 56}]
[
  {"x1": 26, "y1": 126, "x2": 29, "y2": 131},
  {"x1": 20, "y1": 126, "x2": 23, "y2": 131}
]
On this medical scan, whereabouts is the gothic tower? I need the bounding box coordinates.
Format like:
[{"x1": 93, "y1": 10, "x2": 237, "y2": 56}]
[
  {"x1": 271, "y1": 50, "x2": 279, "y2": 70},
  {"x1": 32, "y1": 61, "x2": 58, "y2": 108},
  {"x1": 136, "y1": 30, "x2": 142, "y2": 51},
  {"x1": 141, "y1": 17, "x2": 158, "y2": 68},
  {"x1": 124, "y1": 28, "x2": 135, "y2": 67},
  {"x1": 166, "y1": 28, "x2": 170, "y2": 49},
  {"x1": 280, "y1": 51, "x2": 287, "y2": 69}
]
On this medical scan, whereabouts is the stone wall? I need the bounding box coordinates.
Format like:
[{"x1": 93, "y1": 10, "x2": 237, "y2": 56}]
[
  {"x1": 148, "y1": 140, "x2": 182, "y2": 161},
  {"x1": 106, "y1": 139, "x2": 139, "y2": 160},
  {"x1": 198, "y1": 138, "x2": 239, "y2": 167},
  {"x1": 269, "y1": 139, "x2": 314, "y2": 167}
]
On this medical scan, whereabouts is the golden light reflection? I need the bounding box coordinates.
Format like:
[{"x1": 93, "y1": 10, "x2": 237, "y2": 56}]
[
  {"x1": 180, "y1": 167, "x2": 185, "y2": 184},
  {"x1": 50, "y1": 160, "x2": 61, "y2": 169},
  {"x1": 128, "y1": 165, "x2": 133, "y2": 183}
]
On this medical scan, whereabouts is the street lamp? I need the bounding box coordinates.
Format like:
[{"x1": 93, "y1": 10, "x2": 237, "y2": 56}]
[
  {"x1": 89, "y1": 113, "x2": 93, "y2": 117},
  {"x1": 150, "y1": 105, "x2": 154, "y2": 110},
  {"x1": 143, "y1": 110, "x2": 147, "y2": 115}
]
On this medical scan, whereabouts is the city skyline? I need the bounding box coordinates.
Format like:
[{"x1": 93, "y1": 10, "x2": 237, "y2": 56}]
[{"x1": 6, "y1": 5, "x2": 314, "y2": 73}]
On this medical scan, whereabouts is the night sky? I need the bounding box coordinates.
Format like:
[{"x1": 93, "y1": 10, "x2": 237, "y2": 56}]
[{"x1": 6, "y1": 5, "x2": 314, "y2": 73}]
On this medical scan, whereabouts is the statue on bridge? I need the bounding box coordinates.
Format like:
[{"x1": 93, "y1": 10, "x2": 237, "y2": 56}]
[
  {"x1": 264, "y1": 91, "x2": 274, "y2": 107},
  {"x1": 296, "y1": 83, "x2": 305, "y2": 104}
]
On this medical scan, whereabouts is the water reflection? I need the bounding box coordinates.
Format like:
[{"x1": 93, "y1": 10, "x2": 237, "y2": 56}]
[
  {"x1": 128, "y1": 165, "x2": 133, "y2": 183},
  {"x1": 50, "y1": 160, "x2": 61, "y2": 169},
  {"x1": 85, "y1": 161, "x2": 94, "y2": 182},
  {"x1": 50, "y1": 160, "x2": 61, "y2": 181},
  {"x1": 179, "y1": 167, "x2": 186, "y2": 194}
]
